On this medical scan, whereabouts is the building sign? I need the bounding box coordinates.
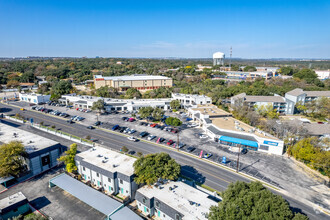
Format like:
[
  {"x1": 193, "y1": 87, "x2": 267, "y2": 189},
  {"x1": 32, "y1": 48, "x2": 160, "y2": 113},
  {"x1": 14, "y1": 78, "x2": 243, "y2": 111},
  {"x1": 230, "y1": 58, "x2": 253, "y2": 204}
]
[
  {"x1": 263, "y1": 140, "x2": 278, "y2": 146},
  {"x1": 95, "y1": 78, "x2": 104, "y2": 81}
]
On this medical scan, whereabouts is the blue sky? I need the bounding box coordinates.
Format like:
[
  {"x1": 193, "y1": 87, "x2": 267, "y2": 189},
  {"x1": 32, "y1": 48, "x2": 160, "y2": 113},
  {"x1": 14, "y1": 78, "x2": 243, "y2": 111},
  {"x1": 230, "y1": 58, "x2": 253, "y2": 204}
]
[{"x1": 0, "y1": 0, "x2": 329, "y2": 58}]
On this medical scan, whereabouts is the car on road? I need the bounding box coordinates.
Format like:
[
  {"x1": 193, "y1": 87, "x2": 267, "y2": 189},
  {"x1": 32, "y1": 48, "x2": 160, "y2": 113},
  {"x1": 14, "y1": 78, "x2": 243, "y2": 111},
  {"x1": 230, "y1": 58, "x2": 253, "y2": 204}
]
[
  {"x1": 127, "y1": 136, "x2": 137, "y2": 142},
  {"x1": 87, "y1": 126, "x2": 95, "y2": 130},
  {"x1": 128, "y1": 150, "x2": 136, "y2": 155},
  {"x1": 167, "y1": 140, "x2": 174, "y2": 145},
  {"x1": 20, "y1": 108, "x2": 26, "y2": 111},
  {"x1": 147, "y1": 135, "x2": 156, "y2": 141},
  {"x1": 139, "y1": 131, "x2": 148, "y2": 138},
  {"x1": 112, "y1": 125, "x2": 119, "y2": 130},
  {"x1": 66, "y1": 120, "x2": 74, "y2": 124},
  {"x1": 203, "y1": 153, "x2": 213, "y2": 159},
  {"x1": 186, "y1": 146, "x2": 196, "y2": 152}
]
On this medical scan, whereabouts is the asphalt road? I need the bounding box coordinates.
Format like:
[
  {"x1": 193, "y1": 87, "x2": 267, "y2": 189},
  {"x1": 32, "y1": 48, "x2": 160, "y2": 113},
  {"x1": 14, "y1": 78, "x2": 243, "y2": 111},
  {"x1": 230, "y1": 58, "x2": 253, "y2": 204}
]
[{"x1": 0, "y1": 102, "x2": 328, "y2": 220}]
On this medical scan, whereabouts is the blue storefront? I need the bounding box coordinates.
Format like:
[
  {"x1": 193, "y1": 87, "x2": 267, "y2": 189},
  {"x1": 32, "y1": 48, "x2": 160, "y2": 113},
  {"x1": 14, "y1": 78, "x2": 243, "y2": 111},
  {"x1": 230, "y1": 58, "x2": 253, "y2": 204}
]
[{"x1": 219, "y1": 135, "x2": 259, "y2": 151}]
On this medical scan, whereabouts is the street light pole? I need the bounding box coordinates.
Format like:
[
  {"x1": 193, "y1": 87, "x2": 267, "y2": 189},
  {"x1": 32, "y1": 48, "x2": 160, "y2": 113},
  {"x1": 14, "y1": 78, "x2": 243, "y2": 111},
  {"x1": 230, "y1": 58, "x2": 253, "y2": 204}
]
[
  {"x1": 177, "y1": 127, "x2": 180, "y2": 151},
  {"x1": 236, "y1": 144, "x2": 241, "y2": 172}
]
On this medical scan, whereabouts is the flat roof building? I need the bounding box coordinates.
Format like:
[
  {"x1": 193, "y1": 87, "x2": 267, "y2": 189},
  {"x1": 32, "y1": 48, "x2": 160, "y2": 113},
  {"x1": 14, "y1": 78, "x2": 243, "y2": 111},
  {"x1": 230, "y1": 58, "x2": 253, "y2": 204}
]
[
  {"x1": 93, "y1": 74, "x2": 173, "y2": 91},
  {"x1": 188, "y1": 104, "x2": 284, "y2": 155},
  {"x1": 0, "y1": 192, "x2": 30, "y2": 220},
  {"x1": 75, "y1": 147, "x2": 138, "y2": 199},
  {"x1": 136, "y1": 181, "x2": 218, "y2": 220},
  {"x1": 19, "y1": 93, "x2": 50, "y2": 104},
  {"x1": 171, "y1": 93, "x2": 212, "y2": 107},
  {"x1": 0, "y1": 123, "x2": 62, "y2": 176}
]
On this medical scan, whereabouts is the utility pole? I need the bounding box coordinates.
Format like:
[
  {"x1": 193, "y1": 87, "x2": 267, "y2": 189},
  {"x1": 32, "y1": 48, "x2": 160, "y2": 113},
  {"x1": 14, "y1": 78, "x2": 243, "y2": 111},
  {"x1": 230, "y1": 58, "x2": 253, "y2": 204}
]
[
  {"x1": 176, "y1": 127, "x2": 180, "y2": 151},
  {"x1": 236, "y1": 144, "x2": 241, "y2": 172}
]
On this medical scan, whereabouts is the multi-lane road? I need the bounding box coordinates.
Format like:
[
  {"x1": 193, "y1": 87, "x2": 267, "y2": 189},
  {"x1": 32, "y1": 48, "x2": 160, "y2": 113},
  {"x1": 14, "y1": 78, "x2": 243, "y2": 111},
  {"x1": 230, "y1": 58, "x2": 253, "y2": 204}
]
[{"x1": 0, "y1": 102, "x2": 328, "y2": 220}]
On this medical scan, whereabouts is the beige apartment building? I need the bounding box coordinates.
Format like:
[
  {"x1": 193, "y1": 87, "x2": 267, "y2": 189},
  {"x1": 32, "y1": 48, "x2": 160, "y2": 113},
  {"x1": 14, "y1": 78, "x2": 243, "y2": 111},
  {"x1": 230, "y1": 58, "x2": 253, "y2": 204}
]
[{"x1": 93, "y1": 74, "x2": 173, "y2": 91}]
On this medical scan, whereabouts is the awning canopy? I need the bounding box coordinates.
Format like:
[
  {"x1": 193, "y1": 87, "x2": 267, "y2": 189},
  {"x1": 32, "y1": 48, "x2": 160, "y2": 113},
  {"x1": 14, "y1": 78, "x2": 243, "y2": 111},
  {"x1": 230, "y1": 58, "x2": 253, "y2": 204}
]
[
  {"x1": 219, "y1": 136, "x2": 258, "y2": 148},
  {"x1": 0, "y1": 175, "x2": 14, "y2": 184}
]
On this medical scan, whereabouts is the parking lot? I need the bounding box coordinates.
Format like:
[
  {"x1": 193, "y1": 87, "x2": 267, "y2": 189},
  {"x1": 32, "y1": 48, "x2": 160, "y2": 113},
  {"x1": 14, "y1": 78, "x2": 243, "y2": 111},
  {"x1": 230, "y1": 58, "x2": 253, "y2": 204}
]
[{"x1": 12, "y1": 101, "x2": 330, "y2": 209}]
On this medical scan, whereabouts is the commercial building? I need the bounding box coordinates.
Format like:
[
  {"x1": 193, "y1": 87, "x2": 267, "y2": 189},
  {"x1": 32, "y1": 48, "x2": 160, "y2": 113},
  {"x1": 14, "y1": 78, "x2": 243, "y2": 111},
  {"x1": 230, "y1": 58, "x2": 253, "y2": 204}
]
[
  {"x1": 285, "y1": 88, "x2": 330, "y2": 114},
  {"x1": 171, "y1": 93, "x2": 212, "y2": 107},
  {"x1": 213, "y1": 71, "x2": 274, "y2": 81},
  {"x1": 315, "y1": 70, "x2": 330, "y2": 80},
  {"x1": 75, "y1": 147, "x2": 138, "y2": 199},
  {"x1": 19, "y1": 93, "x2": 50, "y2": 104},
  {"x1": 0, "y1": 123, "x2": 62, "y2": 176},
  {"x1": 188, "y1": 104, "x2": 284, "y2": 155},
  {"x1": 135, "y1": 181, "x2": 218, "y2": 220},
  {"x1": 231, "y1": 93, "x2": 288, "y2": 114},
  {"x1": 93, "y1": 74, "x2": 173, "y2": 91},
  {"x1": 0, "y1": 192, "x2": 30, "y2": 220},
  {"x1": 60, "y1": 94, "x2": 172, "y2": 111}
]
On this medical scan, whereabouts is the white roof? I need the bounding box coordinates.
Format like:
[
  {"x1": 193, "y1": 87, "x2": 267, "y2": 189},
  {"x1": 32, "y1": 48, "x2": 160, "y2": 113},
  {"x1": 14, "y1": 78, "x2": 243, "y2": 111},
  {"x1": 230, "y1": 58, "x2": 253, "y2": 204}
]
[
  {"x1": 137, "y1": 181, "x2": 217, "y2": 220},
  {"x1": 76, "y1": 147, "x2": 136, "y2": 176},
  {"x1": 0, "y1": 192, "x2": 27, "y2": 210},
  {"x1": 94, "y1": 74, "x2": 171, "y2": 81},
  {"x1": 213, "y1": 52, "x2": 225, "y2": 59},
  {"x1": 0, "y1": 123, "x2": 59, "y2": 153}
]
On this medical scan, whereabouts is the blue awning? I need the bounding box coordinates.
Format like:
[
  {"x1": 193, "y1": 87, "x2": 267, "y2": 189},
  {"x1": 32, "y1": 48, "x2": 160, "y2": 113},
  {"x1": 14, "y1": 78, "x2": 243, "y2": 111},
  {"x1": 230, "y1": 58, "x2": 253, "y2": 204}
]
[{"x1": 219, "y1": 136, "x2": 258, "y2": 148}]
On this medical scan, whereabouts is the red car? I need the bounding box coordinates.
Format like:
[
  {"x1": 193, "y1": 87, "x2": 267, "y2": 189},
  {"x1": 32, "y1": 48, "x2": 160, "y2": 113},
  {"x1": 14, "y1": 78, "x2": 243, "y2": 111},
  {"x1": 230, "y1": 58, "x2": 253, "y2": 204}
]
[
  {"x1": 150, "y1": 123, "x2": 157, "y2": 127},
  {"x1": 128, "y1": 118, "x2": 135, "y2": 122},
  {"x1": 167, "y1": 140, "x2": 174, "y2": 145},
  {"x1": 171, "y1": 129, "x2": 178, "y2": 133}
]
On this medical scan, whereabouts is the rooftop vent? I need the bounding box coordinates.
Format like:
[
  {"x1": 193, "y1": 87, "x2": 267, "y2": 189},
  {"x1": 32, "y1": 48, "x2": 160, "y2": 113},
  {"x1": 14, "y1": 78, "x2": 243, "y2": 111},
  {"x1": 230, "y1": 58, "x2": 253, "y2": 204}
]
[{"x1": 97, "y1": 154, "x2": 103, "y2": 157}]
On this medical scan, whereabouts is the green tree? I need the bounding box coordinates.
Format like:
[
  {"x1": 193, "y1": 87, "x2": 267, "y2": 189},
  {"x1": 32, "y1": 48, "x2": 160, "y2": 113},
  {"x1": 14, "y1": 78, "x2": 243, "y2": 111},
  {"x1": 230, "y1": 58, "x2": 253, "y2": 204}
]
[
  {"x1": 170, "y1": 100, "x2": 181, "y2": 110},
  {"x1": 133, "y1": 153, "x2": 181, "y2": 185},
  {"x1": 293, "y1": 69, "x2": 318, "y2": 81},
  {"x1": 208, "y1": 181, "x2": 308, "y2": 220},
  {"x1": 121, "y1": 146, "x2": 128, "y2": 153},
  {"x1": 125, "y1": 88, "x2": 142, "y2": 99},
  {"x1": 0, "y1": 141, "x2": 27, "y2": 177},
  {"x1": 255, "y1": 104, "x2": 279, "y2": 119},
  {"x1": 243, "y1": 66, "x2": 257, "y2": 72},
  {"x1": 95, "y1": 86, "x2": 118, "y2": 98},
  {"x1": 138, "y1": 106, "x2": 154, "y2": 119},
  {"x1": 58, "y1": 143, "x2": 78, "y2": 173},
  {"x1": 92, "y1": 99, "x2": 105, "y2": 114},
  {"x1": 279, "y1": 66, "x2": 297, "y2": 76},
  {"x1": 50, "y1": 80, "x2": 73, "y2": 100},
  {"x1": 165, "y1": 117, "x2": 182, "y2": 126},
  {"x1": 152, "y1": 107, "x2": 164, "y2": 121}
]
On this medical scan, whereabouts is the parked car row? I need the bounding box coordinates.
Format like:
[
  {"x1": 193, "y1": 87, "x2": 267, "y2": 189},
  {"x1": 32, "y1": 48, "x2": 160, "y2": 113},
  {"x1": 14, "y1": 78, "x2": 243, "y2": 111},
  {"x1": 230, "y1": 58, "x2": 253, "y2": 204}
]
[
  {"x1": 32, "y1": 106, "x2": 70, "y2": 117},
  {"x1": 76, "y1": 108, "x2": 92, "y2": 113},
  {"x1": 70, "y1": 115, "x2": 85, "y2": 121},
  {"x1": 122, "y1": 117, "x2": 135, "y2": 122}
]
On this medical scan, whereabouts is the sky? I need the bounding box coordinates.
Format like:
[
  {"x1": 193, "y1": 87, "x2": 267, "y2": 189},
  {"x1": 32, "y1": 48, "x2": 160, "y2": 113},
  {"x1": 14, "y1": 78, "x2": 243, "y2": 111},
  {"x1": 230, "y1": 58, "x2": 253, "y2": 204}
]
[{"x1": 0, "y1": 0, "x2": 329, "y2": 58}]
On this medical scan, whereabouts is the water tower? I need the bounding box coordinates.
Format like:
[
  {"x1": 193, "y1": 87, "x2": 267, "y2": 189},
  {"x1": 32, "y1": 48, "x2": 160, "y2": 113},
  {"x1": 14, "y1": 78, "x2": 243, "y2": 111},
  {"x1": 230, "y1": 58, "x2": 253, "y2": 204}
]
[{"x1": 213, "y1": 52, "x2": 225, "y2": 66}]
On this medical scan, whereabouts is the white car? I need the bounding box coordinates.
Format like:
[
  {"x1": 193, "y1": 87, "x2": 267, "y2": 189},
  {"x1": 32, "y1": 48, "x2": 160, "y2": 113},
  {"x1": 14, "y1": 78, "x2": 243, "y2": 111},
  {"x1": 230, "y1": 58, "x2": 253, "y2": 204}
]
[
  {"x1": 127, "y1": 136, "x2": 137, "y2": 142},
  {"x1": 128, "y1": 129, "x2": 136, "y2": 134},
  {"x1": 199, "y1": 134, "x2": 208, "y2": 139},
  {"x1": 147, "y1": 135, "x2": 156, "y2": 141},
  {"x1": 124, "y1": 128, "x2": 130, "y2": 133}
]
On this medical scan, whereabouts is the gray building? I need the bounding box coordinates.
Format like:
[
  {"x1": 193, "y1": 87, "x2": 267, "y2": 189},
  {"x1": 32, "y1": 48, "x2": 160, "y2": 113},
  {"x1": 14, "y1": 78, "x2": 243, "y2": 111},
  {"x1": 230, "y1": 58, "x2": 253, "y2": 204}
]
[
  {"x1": 75, "y1": 147, "x2": 138, "y2": 200},
  {"x1": 0, "y1": 123, "x2": 62, "y2": 176},
  {"x1": 135, "y1": 181, "x2": 218, "y2": 220}
]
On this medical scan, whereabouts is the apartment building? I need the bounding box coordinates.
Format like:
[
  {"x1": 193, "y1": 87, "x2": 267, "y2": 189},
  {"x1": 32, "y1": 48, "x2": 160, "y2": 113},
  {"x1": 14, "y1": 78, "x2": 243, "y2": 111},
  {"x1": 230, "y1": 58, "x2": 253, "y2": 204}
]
[
  {"x1": 75, "y1": 147, "x2": 138, "y2": 199},
  {"x1": 93, "y1": 74, "x2": 173, "y2": 91},
  {"x1": 231, "y1": 93, "x2": 289, "y2": 114},
  {"x1": 135, "y1": 181, "x2": 218, "y2": 220}
]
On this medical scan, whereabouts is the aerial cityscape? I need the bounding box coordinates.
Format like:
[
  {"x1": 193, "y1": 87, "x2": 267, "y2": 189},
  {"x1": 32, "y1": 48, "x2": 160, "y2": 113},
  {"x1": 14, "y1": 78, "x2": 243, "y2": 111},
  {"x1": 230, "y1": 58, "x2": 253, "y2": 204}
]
[{"x1": 0, "y1": 1, "x2": 329, "y2": 220}]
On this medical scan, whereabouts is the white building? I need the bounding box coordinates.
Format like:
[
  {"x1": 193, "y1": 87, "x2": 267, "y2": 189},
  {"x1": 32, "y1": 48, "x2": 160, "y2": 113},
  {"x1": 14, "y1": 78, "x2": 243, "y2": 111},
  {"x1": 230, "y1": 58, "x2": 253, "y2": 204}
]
[
  {"x1": 75, "y1": 147, "x2": 138, "y2": 199},
  {"x1": 19, "y1": 93, "x2": 50, "y2": 104},
  {"x1": 171, "y1": 93, "x2": 212, "y2": 107},
  {"x1": 187, "y1": 104, "x2": 284, "y2": 155},
  {"x1": 135, "y1": 181, "x2": 218, "y2": 220},
  {"x1": 315, "y1": 70, "x2": 330, "y2": 80},
  {"x1": 60, "y1": 94, "x2": 172, "y2": 111}
]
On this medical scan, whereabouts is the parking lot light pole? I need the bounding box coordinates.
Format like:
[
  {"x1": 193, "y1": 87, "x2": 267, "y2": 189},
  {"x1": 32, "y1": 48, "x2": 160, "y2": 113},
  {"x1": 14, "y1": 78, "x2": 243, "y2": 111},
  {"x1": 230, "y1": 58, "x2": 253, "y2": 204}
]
[{"x1": 236, "y1": 144, "x2": 241, "y2": 173}]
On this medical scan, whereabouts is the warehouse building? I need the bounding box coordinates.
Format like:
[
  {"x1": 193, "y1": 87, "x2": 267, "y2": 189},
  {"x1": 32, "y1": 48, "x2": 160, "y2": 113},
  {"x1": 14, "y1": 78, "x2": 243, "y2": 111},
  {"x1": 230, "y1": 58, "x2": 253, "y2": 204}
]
[
  {"x1": 0, "y1": 192, "x2": 30, "y2": 220},
  {"x1": 135, "y1": 181, "x2": 218, "y2": 220},
  {"x1": 93, "y1": 74, "x2": 173, "y2": 91},
  {"x1": 0, "y1": 123, "x2": 62, "y2": 176},
  {"x1": 75, "y1": 147, "x2": 138, "y2": 199},
  {"x1": 188, "y1": 104, "x2": 284, "y2": 155}
]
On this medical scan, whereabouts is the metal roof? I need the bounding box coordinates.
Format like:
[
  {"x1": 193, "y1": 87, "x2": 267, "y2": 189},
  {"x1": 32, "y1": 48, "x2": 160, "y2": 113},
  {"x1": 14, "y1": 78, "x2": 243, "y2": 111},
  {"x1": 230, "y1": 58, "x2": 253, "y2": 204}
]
[
  {"x1": 207, "y1": 125, "x2": 257, "y2": 142},
  {"x1": 49, "y1": 173, "x2": 141, "y2": 219}
]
